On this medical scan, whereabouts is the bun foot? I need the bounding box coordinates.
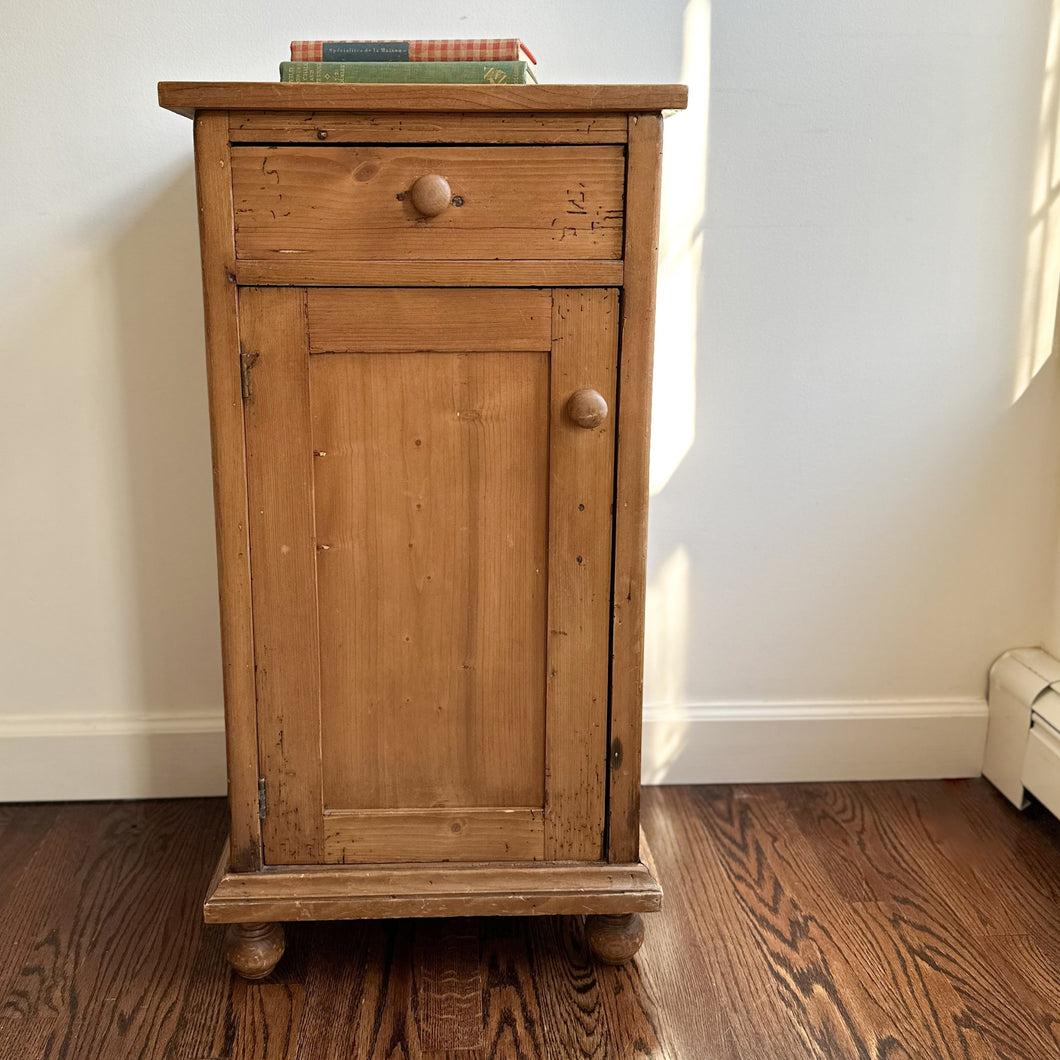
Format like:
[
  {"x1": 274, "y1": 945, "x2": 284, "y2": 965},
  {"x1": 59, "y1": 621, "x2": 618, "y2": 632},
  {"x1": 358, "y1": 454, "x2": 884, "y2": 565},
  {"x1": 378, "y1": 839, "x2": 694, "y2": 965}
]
[
  {"x1": 585, "y1": 912, "x2": 645, "y2": 964},
  {"x1": 224, "y1": 921, "x2": 285, "y2": 979}
]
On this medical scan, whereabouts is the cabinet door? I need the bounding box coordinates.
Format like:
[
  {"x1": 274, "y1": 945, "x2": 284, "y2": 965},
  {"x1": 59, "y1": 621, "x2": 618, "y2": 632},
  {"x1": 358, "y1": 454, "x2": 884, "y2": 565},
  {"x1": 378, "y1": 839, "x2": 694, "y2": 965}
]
[{"x1": 239, "y1": 286, "x2": 618, "y2": 866}]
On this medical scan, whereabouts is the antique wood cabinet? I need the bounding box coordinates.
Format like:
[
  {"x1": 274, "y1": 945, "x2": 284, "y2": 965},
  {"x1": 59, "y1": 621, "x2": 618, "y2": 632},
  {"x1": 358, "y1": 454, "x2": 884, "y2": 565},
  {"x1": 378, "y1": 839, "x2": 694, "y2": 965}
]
[{"x1": 159, "y1": 82, "x2": 687, "y2": 977}]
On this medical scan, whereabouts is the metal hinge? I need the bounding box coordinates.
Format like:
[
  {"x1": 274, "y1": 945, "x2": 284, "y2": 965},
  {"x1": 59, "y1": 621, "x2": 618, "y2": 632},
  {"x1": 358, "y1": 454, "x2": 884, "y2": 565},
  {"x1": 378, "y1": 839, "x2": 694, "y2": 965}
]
[
  {"x1": 240, "y1": 350, "x2": 259, "y2": 402},
  {"x1": 257, "y1": 776, "x2": 268, "y2": 819}
]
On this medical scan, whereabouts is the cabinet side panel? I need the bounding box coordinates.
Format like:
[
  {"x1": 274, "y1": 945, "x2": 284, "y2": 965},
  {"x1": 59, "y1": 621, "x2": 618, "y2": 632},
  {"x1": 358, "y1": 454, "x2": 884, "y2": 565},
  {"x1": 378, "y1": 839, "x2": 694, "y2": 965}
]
[
  {"x1": 193, "y1": 111, "x2": 261, "y2": 872},
  {"x1": 241, "y1": 286, "x2": 325, "y2": 865},
  {"x1": 609, "y1": 113, "x2": 664, "y2": 863},
  {"x1": 545, "y1": 288, "x2": 619, "y2": 860}
]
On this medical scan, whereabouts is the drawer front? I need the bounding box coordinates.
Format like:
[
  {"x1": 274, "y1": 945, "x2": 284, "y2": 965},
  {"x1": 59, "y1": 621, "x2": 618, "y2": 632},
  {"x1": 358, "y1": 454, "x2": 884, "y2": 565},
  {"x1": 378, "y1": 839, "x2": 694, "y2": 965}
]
[{"x1": 231, "y1": 145, "x2": 625, "y2": 262}]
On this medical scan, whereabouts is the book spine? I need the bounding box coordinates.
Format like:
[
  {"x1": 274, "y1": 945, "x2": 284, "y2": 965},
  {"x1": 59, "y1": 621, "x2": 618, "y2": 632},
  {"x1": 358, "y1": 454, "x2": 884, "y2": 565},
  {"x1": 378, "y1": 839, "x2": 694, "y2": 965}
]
[
  {"x1": 279, "y1": 61, "x2": 530, "y2": 85},
  {"x1": 290, "y1": 39, "x2": 529, "y2": 63},
  {"x1": 323, "y1": 42, "x2": 410, "y2": 62}
]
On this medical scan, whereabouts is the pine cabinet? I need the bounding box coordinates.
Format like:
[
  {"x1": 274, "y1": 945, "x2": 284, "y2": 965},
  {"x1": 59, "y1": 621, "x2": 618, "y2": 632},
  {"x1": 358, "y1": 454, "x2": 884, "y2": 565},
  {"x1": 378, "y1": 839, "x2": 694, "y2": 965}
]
[{"x1": 159, "y1": 82, "x2": 687, "y2": 977}]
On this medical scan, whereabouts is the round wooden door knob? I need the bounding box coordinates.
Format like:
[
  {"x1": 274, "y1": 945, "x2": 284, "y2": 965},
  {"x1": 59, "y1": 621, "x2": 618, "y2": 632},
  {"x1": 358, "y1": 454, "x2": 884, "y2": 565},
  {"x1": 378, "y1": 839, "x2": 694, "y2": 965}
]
[
  {"x1": 567, "y1": 389, "x2": 609, "y2": 429},
  {"x1": 409, "y1": 174, "x2": 453, "y2": 217}
]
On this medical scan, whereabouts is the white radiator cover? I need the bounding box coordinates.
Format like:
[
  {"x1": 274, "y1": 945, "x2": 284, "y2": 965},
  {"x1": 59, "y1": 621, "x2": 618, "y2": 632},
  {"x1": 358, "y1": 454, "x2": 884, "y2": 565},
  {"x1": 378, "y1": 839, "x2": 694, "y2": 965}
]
[{"x1": 984, "y1": 648, "x2": 1060, "y2": 816}]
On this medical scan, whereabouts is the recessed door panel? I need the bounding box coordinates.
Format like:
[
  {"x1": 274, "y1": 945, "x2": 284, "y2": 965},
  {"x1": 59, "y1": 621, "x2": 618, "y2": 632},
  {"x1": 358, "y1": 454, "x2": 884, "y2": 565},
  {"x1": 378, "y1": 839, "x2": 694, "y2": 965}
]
[{"x1": 311, "y1": 350, "x2": 550, "y2": 812}]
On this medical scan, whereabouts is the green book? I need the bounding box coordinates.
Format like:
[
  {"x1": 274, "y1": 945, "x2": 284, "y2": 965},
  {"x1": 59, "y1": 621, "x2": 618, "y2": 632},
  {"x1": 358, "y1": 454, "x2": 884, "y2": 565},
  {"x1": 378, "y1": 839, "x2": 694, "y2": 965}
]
[{"x1": 279, "y1": 60, "x2": 536, "y2": 85}]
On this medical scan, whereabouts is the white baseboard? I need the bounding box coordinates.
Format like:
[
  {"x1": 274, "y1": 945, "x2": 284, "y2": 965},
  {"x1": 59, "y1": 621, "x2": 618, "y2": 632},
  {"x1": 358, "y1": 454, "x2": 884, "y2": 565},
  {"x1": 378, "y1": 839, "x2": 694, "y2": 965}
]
[
  {"x1": 0, "y1": 713, "x2": 227, "y2": 801},
  {"x1": 641, "y1": 699, "x2": 988, "y2": 784},
  {"x1": 0, "y1": 699, "x2": 988, "y2": 801}
]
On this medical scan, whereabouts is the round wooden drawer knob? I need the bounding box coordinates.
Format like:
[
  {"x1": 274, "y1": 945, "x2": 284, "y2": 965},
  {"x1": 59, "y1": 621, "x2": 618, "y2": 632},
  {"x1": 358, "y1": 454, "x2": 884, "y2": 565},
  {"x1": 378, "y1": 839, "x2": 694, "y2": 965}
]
[
  {"x1": 409, "y1": 174, "x2": 453, "y2": 217},
  {"x1": 567, "y1": 389, "x2": 609, "y2": 429}
]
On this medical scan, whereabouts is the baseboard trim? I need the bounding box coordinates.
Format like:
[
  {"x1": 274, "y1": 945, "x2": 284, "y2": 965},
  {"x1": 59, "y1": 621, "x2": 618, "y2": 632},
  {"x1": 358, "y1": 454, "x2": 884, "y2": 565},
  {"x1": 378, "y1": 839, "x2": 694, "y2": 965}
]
[
  {"x1": 0, "y1": 713, "x2": 227, "y2": 801},
  {"x1": 0, "y1": 699, "x2": 989, "y2": 801},
  {"x1": 641, "y1": 699, "x2": 988, "y2": 784}
]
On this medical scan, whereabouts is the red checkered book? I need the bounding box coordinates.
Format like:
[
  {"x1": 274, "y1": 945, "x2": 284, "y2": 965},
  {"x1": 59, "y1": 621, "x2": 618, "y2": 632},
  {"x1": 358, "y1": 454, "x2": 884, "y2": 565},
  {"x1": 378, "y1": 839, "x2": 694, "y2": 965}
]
[{"x1": 290, "y1": 39, "x2": 537, "y2": 64}]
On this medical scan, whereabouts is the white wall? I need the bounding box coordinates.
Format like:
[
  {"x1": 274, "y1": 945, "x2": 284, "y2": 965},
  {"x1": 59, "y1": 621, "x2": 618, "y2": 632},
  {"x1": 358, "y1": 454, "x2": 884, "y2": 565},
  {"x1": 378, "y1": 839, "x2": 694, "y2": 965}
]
[{"x1": 2, "y1": 0, "x2": 1059, "y2": 796}]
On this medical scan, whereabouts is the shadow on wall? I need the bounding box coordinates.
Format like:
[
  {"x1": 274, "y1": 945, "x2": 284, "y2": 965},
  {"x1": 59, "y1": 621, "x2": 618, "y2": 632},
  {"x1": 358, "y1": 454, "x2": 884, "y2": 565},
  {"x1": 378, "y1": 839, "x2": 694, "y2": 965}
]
[{"x1": 107, "y1": 167, "x2": 227, "y2": 788}]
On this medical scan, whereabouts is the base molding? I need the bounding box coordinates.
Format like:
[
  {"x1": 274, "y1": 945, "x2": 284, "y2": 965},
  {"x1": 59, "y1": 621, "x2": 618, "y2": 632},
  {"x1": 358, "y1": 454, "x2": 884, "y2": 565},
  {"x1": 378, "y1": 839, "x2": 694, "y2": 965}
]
[
  {"x1": 642, "y1": 698, "x2": 987, "y2": 784},
  {"x1": 203, "y1": 839, "x2": 663, "y2": 924},
  {"x1": 0, "y1": 699, "x2": 989, "y2": 800},
  {"x1": 0, "y1": 712, "x2": 227, "y2": 801}
]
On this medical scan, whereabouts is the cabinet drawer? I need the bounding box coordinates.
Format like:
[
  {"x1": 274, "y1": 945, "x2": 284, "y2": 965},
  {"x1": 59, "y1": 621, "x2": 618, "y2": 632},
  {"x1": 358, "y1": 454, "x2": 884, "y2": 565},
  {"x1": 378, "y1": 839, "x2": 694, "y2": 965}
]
[{"x1": 231, "y1": 145, "x2": 625, "y2": 263}]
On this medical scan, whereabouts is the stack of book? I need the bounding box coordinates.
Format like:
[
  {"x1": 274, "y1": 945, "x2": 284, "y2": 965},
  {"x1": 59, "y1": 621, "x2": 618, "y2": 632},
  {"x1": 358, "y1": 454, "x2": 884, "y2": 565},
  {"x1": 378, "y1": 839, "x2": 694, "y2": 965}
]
[{"x1": 280, "y1": 38, "x2": 538, "y2": 85}]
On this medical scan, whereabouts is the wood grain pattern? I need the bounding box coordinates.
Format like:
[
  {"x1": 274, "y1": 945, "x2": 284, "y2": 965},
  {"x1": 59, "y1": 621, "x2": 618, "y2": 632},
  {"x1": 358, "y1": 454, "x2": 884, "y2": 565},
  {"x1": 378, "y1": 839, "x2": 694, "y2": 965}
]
[
  {"x1": 240, "y1": 286, "x2": 324, "y2": 866},
  {"x1": 231, "y1": 146, "x2": 625, "y2": 262},
  {"x1": 307, "y1": 288, "x2": 552, "y2": 353},
  {"x1": 479, "y1": 919, "x2": 548, "y2": 1060},
  {"x1": 323, "y1": 808, "x2": 545, "y2": 864},
  {"x1": 413, "y1": 919, "x2": 484, "y2": 1051},
  {"x1": 544, "y1": 290, "x2": 618, "y2": 861},
  {"x1": 310, "y1": 347, "x2": 549, "y2": 815},
  {"x1": 0, "y1": 801, "x2": 227, "y2": 1060},
  {"x1": 192, "y1": 111, "x2": 262, "y2": 873},
  {"x1": 607, "y1": 114, "x2": 665, "y2": 864},
  {"x1": 4, "y1": 783, "x2": 1060, "y2": 1058},
  {"x1": 228, "y1": 110, "x2": 628, "y2": 144},
  {"x1": 158, "y1": 82, "x2": 690, "y2": 118},
  {"x1": 234, "y1": 259, "x2": 624, "y2": 287},
  {"x1": 233, "y1": 981, "x2": 305, "y2": 1060}
]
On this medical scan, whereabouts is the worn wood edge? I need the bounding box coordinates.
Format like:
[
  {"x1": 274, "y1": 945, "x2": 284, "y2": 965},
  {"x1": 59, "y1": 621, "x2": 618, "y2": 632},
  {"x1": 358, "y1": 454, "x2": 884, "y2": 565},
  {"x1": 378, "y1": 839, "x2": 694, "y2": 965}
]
[
  {"x1": 227, "y1": 110, "x2": 629, "y2": 144},
  {"x1": 234, "y1": 260, "x2": 624, "y2": 287},
  {"x1": 607, "y1": 113, "x2": 665, "y2": 864},
  {"x1": 204, "y1": 856, "x2": 662, "y2": 923},
  {"x1": 159, "y1": 83, "x2": 689, "y2": 118},
  {"x1": 193, "y1": 111, "x2": 262, "y2": 873}
]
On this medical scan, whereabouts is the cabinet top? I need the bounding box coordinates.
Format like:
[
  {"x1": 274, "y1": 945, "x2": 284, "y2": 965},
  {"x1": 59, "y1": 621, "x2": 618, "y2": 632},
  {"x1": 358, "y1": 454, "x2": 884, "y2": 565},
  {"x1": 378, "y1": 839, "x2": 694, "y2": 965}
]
[{"x1": 157, "y1": 82, "x2": 688, "y2": 118}]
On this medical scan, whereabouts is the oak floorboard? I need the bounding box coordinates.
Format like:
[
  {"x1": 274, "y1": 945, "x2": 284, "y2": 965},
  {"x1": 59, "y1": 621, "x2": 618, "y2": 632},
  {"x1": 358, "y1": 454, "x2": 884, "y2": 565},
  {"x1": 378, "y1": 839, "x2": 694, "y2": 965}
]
[
  {"x1": 290, "y1": 921, "x2": 374, "y2": 1060},
  {"x1": 0, "y1": 803, "x2": 112, "y2": 1021},
  {"x1": 479, "y1": 918, "x2": 547, "y2": 1060},
  {"x1": 2, "y1": 783, "x2": 1060, "y2": 1059},
  {"x1": 413, "y1": 920, "x2": 483, "y2": 1052},
  {"x1": 0, "y1": 1019, "x2": 57, "y2": 1060},
  {"x1": 0, "y1": 805, "x2": 52, "y2": 899},
  {"x1": 784, "y1": 782, "x2": 996, "y2": 935},
  {"x1": 233, "y1": 981, "x2": 305, "y2": 1060},
  {"x1": 164, "y1": 914, "x2": 237, "y2": 1060},
  {"x1": 351, "y1": 921, "x2": 424, "y2": 1060},
  {"x1": 656, "y1": 787, "x2": 824, "y2": 1060},
  {"x1": 526, "y1": 916, "x2": 609, "y2": 1060},
  {"x1": 976, "y1": 933, "x2": 1060, "y2": 1053},
  {"x1": 638, "y1": 793, "x2": 734, "y2": 1059},
  {"x1": 691, "y1": 786, "x2": 928, "y2": 1060},
  {"x1": 945, "y1": 780, "x2": 1060, "y2": 946},
  {"x1": 62, "y1": 802, "x2": 227, "y2": 1060}
]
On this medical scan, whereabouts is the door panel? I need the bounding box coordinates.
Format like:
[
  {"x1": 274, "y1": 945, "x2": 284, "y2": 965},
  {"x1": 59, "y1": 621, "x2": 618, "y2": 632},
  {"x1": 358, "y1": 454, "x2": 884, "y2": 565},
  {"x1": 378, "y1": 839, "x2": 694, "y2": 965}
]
[
  {"x1": 311, "y1": 350, "x2": 550, "y2": 812},
  {"x1": 241, "y1": 286, "x2": 617, "y2": 866}
]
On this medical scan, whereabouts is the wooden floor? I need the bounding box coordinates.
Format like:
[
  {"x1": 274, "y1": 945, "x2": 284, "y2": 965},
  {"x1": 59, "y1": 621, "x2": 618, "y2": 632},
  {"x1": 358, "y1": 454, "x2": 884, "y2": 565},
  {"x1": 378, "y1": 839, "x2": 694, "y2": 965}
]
[{"x1": 1, "y1": 781, "x2": 1059, "y2": 1059}]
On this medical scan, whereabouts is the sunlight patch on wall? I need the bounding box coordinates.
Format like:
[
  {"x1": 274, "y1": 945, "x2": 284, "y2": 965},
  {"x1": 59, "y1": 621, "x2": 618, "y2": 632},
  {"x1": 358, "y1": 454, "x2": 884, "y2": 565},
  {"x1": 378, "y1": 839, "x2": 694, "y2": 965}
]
[
  {"x1": 650, "y1": 0, "x2": 709, "y2": 496},
  {"x1": 1015, "y1": 0, "x2": 1060, "y2": 402}
]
